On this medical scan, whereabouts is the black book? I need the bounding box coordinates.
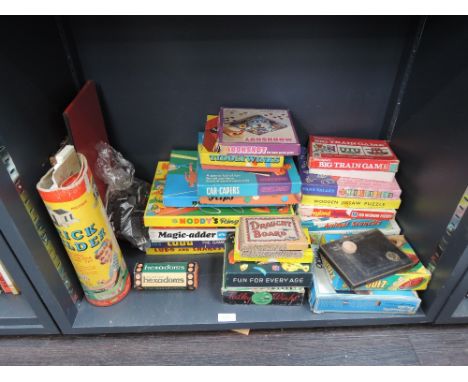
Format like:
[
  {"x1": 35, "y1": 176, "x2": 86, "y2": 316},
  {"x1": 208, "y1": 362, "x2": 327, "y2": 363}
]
[{"x1": 319, "y1": 229, "x2": 413, "y2": 289}]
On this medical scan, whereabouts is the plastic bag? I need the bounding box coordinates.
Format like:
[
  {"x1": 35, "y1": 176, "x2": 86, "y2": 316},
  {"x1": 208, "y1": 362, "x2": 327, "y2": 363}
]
[{"x1": 95, "y1": 142, "x2": 150, "y2": 251}]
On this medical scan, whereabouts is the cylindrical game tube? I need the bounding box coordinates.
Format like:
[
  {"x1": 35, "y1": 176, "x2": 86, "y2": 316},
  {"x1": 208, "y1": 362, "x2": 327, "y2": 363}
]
[{"x1": 37, "y1": 146, "x2": 130, "y2": 307}]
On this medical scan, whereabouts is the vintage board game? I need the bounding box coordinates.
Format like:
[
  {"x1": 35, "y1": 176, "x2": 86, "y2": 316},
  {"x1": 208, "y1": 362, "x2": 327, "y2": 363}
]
[
  {"x1": 238, "y1": 216, "x2": 309, "y2": 251},
  {"x1": 217, "y1": 108, "x2": 301, "y2": 156},
  {"x1": 148, "y1": 228, "x2": 233, "y2": 242},
  {"x1": 221, "y1": 284, "x2": 305, "y2": 306},
  {"x1": 197, "y1": 157, "x2": 301, "y2": 197},
  {"x1": 146, "y1": 246, "x2": 225, "y2": 255},
  {"x1": 298, "y1": 206, "x2": 396, "y2": 220},
  {"x1": 149, "y1": 240, "x2": 225, "y2": 248},
  {"x1": 310, "y1": 255, "x2": 421, "y2": 314},
  {"x1": 321, "y1": 234, "x2": 431, "y2": 291},
  {"x1": 298, "y1": 148, "x2": 401, "y2": 198},
  {"x1": 163, "y1": 150, "x2": 199, "y2": 207},
  {"x1": 198, "y1": 133, "x2": 285, "y2": 171},
  {"x1": 202, "y1": 114, "x2": 219, "y2": 152},
  {"x1": 134, "y1": 262, "x2": 199, "y2": 290},
  {"x1": 144, "y1": 161, "x2": 295, "y2": 227},
  {"x1": 301, "y1": 218, "x2": 397, "y2": 232},
  {"x1": 223, "y1": 232, "x2": 312, "y2": 288},
  {"x1": 308, "y1": 136, "x2": 399, "y2": 172},
  {"x1": 233, "y1": 227, "x2": 314, "y2": 263},
  {"x1": 198, "y1": 193, "x2": 301, "y2": 206},
  {"x1": 300, "y1": 195, "x2": 401, "y2": 209},
  {"x1": 306, "y1": 220, "x2": 401, "y2": 244},
  {"x1": 319, "y1": 229, "x2": 413, "y2": 288}
]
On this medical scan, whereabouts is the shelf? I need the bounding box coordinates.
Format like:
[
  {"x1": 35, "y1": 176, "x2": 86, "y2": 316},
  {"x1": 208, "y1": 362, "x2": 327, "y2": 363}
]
[
  {"x1": 453, "y1": 298, "x2": 468, "y2": 318},
  {"x1": 67, "y1": 244, "x2": 428, "y2": 334},
  {"x1": 0, "y1": 294, "x2": 36, "y2": 321},
  {"x1": 0, "y1": 293, "x2": 48, "y2": 334}
]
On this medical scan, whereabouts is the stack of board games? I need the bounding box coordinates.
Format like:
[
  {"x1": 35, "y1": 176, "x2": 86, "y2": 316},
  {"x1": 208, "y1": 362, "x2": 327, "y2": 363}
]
[
  {"x1": 197, "y1": 109, "x2": 302, "y2": 207},
  {"x1": 298, "y1": 136, "x2": 403, "y2": 241},
  {"x1": 309, "y1": 229, "x2": 431, "y2": 314},
  {"x1": 222, "y1": 216, "x2": 313, "y2": 306},
  {"x1": 143, "y1": 160, "x2": 295, "y2": 255}
]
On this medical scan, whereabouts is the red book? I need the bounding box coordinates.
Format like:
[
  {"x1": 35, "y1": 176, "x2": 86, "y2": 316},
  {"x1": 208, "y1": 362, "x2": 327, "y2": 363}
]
[
  {"x1": 63, "y1": 81, "x2": 110, "y2": 202},
  {"x1": 308, "y1": 136, "x2": 399, "y2": 173}
]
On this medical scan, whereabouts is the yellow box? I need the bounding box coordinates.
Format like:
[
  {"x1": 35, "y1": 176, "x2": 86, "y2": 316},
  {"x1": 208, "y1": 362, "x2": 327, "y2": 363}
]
[{"x1": 301, "y1": 195, "x2": 401, "y2": 209}]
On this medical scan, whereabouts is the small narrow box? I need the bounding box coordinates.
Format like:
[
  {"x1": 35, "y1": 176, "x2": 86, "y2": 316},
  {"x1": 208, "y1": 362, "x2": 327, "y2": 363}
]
[{"x1": 134, "y1": 262, "x2": 199, "y2": 291}]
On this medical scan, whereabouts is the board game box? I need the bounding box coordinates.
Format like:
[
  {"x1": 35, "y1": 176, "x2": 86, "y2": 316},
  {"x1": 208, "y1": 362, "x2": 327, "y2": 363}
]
[
  {"x1": 221, "y1": 285, "x2": 306, "y2": 305},
  {"x1": 319, "y1": 229, "x2": 413, "y2": 289},
  {"x1": 134, "y1": 262, "x2": 199, "y2": 290},
  {"x1": 217, "y1": 108, "x2": 301, "y2": 156},
  {"x1": 298, "y1": 206, "x2": 396, "y2": 220},
  {"x1": 223, "y1": 232, "x2": 312, "y2": 288},
  {"x1": 197, "y1": 157, "x2": 301, "y2": 197},
  {"x1": 306, "y1": 219, "x2": 402, "y2": 244},
  {"x1": 202, "y1": 114, "x2": 219, "y2": 152},
  {"x1": 198, "y1": 132, "x2": 285, "y2": 171},
  {"x1": 298, "y1": 147, "x2": 401, "y2": 198},
  {"x1": 163, "y1": 150, "x2": 199, "y2": 207},
  {"x1": 144, "y1": 161, "x2": 294, "y2": 227},
  {"x1": 301, "y1": 218, "x2": 397, "y2": 232},
  {"x1": 321, "y1": 234, "x2": 431, "y2": 291},
  {"x1": 238, "y1": 216, "x2": 309, "y2": 251},
  {"x1": 308, "y1": 136, "x2": 399, "y2": 172},
  {"x1": 233, "y1": 227, "x2": 314, "y2": 263},
  {"x1": 146, "y1": 246, "x2": 225, "y2": 255},
  {"x1": 148, "y1": 228, "x2": 233, "y2": 242},
  {"x1": 149, "y1": 240, "x2": 226, "y2": 248},
  {"x1": 300, "y1": 195, "x2": 401, "y2": 209},
  {"x1": 309, "y1": 255, "x2": 421, "y2": 314},
  {"x1": 198, "y1": 193, "x2": 301, "y2": 206}
]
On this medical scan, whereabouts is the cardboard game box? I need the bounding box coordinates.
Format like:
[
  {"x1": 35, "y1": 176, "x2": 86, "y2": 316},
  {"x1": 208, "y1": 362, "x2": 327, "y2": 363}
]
[
  {"x1": 300, "y1": 194, "x2": 401, "y2": 209},
  {"x1": 321, "y1": 234, "x2": 432, "y2": 291},
  {"x1": 298, "y1": 206, "x2": 396, "y2": 220},
  {"x1": 197, "y1": 157, "x2": 301, "y2": 198},
  {"x1": 298, "y1": 147, "x2": 401, "y2": 199},
  {"x1": 144, "y1": 162, "x2": 294, "y2": 227},
  {"x1": 238, "y1": 216, "x2": 309, "y2": 251},
  {"x1": 217, "y1": 108, "x2": 301, "y2": 156},
  {"x1": 223, "y1": 232, "x2": 312, "y2": 288},
  {"x1": 308, "y1": 136, "x2": 399, "y2": 174},
  {"x1": 305, "y1": 219, "x2": 402, "y2": 244},
  {"x1": 198, "y1": 132, "x2": 285, "y2": 172},
  {"x1": 233, "y1": 227, "x2": 314, "y2": 263},
  {"x1": 309, "y1": 255, "x2": 421, "y2": 314},
  {"x1": 163, "y1": 150, "x2": 199, "y2": 207}
]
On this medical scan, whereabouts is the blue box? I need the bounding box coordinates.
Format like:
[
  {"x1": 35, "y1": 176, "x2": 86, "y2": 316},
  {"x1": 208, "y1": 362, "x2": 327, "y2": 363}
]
[{"x1": 309, "y1": 255, "x2": 421, "y2": 314}]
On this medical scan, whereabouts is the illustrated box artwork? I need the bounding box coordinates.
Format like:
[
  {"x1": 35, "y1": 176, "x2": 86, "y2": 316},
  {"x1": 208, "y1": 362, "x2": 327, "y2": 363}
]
[{"x1": 218, "y1": 108, "x2": 301, "y2": 156}]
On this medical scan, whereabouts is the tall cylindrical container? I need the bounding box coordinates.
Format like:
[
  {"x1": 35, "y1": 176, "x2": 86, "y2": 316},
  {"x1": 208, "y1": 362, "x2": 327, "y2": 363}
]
[{"x1": 37, "y1": 146, "x2": 130, "y2": 306}]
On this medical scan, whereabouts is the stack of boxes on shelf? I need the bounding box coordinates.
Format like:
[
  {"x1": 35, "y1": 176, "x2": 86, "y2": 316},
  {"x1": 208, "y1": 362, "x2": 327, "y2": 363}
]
[
  {"x1": 222, "y1": 216, "x2": 313, "y2": 306},
  {"x1": 297, "y1": 135, "x2": 431, "y2": 314},
  {"x1": 0, "y1": 260, "x2": 20, "y2": 295},
  {"x1": 298, "y1": 136, "x2": 402, "y2": 241},
  {"x1": 142, "y1": 108, "x2": 431, "y2": 316},
  {"x1": 143, "y1": 108, "x2": 301, "y2": 259}
]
